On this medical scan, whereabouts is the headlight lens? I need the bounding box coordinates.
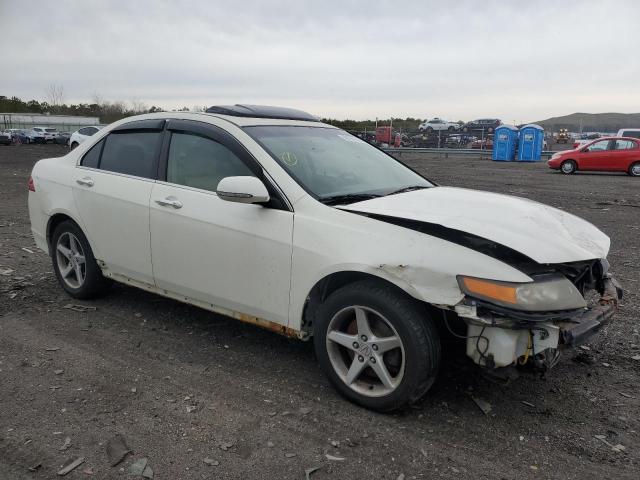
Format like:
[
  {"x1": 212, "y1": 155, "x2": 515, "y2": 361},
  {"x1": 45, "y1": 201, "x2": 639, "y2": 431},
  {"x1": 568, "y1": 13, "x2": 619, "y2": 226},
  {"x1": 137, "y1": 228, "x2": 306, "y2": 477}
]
[{"x1": 457, "y1": 274, "x2": 586, "y2": 312}]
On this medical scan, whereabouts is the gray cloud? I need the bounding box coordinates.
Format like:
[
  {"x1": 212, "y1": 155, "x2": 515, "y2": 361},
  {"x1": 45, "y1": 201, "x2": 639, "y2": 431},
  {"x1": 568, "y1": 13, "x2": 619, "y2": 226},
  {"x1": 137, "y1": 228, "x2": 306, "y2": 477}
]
[{"x1": 2, "y1": 0, "x2": 639, "y2": 122}]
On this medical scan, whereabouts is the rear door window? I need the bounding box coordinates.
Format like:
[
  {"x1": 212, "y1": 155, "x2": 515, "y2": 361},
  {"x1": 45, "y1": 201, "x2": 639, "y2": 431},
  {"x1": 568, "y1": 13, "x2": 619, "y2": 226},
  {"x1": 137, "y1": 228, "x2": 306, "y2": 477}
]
[
  {"x1": 613, "y1": 139, "x2": 637, "y2": 150},
  {"x1": 80, "y1": 139, "x2": 104, "y2": 168},
  {"x1": 99, "y1": 131, "x2": 162, "y2": 179}
]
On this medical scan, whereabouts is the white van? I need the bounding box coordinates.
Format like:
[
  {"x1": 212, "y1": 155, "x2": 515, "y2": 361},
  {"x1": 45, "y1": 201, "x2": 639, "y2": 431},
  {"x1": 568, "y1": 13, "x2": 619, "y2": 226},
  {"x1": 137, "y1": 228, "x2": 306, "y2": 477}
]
[{"x1": 617, "y1": 128, "x2": 640, "y2": 139}]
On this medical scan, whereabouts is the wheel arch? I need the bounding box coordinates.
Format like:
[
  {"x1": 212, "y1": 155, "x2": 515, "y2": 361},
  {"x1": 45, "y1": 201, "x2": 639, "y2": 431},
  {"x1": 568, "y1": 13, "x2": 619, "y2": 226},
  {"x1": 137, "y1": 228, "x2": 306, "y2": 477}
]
[
  {"x1": 47, "y1": 211, "x2": 89, "y2": 251},
  {"x1": 301, "y1": 269, "x2": 427, "y2": 337}
]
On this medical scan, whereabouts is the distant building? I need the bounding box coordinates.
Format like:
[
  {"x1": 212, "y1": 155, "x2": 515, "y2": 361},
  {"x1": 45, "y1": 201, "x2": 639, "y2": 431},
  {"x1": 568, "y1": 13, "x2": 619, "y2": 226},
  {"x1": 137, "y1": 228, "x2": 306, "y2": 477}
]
[{"x1": 0, "y1": 113, "x2": 101, "y2": 132}]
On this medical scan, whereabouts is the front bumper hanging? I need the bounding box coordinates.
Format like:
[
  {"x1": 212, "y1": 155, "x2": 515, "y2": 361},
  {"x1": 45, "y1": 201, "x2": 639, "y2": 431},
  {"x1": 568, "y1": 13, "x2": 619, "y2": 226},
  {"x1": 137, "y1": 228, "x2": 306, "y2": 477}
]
[{"x1": 558, "y1": 275, "x2": 622, "y2": 347}]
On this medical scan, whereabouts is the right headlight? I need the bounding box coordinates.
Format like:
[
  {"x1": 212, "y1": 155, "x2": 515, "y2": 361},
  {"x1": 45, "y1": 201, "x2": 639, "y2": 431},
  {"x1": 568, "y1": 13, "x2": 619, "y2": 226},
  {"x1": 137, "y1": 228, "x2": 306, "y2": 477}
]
[{"x1": 457, "y1": 274, "x2": 586, "y2": 312}]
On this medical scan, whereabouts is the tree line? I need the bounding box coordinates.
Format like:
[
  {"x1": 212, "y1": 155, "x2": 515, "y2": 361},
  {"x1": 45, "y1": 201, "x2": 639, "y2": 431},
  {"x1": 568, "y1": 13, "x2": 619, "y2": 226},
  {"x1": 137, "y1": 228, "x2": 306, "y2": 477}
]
[{"x1": 2, "y1": 90, "x2": 440, "y2": 131}]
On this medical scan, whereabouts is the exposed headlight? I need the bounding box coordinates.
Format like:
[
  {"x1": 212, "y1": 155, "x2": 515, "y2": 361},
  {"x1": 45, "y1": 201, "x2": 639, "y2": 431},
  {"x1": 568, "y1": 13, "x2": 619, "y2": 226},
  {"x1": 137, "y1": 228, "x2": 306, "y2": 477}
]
[{"x1": 457, "y1": 274, "x2": 586, "y2": 312}]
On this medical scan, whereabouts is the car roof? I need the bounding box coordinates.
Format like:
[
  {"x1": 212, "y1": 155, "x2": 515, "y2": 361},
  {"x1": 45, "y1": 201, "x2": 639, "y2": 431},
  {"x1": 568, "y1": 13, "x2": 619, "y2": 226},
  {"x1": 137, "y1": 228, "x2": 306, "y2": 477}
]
[
  {"x1": 205, "y1": 104, "x2": 319, "y2": 122},
  {"x1": 103, "y1": 111, "x2": 335, "y2": 130}
]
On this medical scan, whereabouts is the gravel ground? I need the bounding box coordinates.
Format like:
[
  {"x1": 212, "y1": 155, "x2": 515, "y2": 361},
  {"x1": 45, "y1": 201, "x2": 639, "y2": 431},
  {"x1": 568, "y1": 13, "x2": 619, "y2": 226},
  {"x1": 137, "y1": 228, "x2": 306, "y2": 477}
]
[{"x1": 1, "y1": 144, "x2": 638, "y2": 479}]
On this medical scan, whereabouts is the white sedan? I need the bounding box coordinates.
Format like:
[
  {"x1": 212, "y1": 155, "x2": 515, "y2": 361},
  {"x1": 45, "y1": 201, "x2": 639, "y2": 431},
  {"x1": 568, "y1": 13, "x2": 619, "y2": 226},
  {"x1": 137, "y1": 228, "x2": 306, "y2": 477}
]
[
  {"x1": 69, "y1": 125, "x2": 103, "y2": 149},
  {"x1": 418, "y1": 118, "x2": 460, "y2": 132},
  {"x1": 28, "y1": 105, "x2": 621, "y2": 411}
]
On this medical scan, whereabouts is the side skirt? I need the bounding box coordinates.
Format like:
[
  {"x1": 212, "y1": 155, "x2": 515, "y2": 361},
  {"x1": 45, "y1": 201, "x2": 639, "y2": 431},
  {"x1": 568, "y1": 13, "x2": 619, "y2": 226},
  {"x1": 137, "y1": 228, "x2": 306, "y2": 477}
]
[{"x1": 98, "y1": 265, "x2": 306, "y2": 340}]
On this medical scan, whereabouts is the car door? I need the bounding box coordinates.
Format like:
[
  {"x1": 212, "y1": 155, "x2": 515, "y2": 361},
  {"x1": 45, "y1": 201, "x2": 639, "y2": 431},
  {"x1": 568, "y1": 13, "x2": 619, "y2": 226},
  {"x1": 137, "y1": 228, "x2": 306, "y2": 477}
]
[
  {"x1": 149, "y1": 119, "x2": 294, "y2": 326},
  {"x1": 579, "y1": 139, "x2": 612, "y2": 170},
  {"x1": 610, "y1": 139, "x2": 639, "y2": 171},
  {"x1": 72, "y1": 119, "x2": 164, "y2": 285}
]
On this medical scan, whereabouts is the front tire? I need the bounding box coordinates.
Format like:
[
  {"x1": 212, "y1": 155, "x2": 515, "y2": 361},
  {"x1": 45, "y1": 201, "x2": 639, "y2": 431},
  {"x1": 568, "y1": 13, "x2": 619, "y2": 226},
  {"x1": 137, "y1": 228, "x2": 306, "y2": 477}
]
[
  {"x1": 629, "y1": 162, "x2": 640, "y2": 177},
  {"x1": 313, "y1": 280, "x2": 441, "y2": 412},
  {"x1": 561, "y1": 160, "x2": 577, "y2": 174},
  {"x1": 51, "y1": 220, "x2": 110, "y2": 299}
]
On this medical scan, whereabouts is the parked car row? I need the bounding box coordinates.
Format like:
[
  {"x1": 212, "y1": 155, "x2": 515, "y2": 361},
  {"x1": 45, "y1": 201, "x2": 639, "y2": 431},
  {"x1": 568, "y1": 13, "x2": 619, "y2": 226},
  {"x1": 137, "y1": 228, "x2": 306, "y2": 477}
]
[
  {"x1": 418, "y1": 118, "x2": 502, "y2": 134},
  {"x1": 0, "y1": 125, "x2": 103, "y2": 146}
]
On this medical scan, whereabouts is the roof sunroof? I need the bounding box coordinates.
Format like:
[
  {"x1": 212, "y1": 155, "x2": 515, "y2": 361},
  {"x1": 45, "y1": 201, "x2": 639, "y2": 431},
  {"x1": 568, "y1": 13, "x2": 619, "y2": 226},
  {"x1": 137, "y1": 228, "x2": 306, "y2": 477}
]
[{"x1": 205, "y1": 104, "x2": 318, "y2": 122}]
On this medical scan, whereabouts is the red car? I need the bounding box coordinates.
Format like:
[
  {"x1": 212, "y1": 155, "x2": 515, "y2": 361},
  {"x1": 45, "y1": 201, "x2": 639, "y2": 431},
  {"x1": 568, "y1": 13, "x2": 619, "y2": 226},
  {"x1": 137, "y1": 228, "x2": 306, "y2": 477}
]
[{"x1": 547, "y1": 137, "x2": 640, "y2": 176}]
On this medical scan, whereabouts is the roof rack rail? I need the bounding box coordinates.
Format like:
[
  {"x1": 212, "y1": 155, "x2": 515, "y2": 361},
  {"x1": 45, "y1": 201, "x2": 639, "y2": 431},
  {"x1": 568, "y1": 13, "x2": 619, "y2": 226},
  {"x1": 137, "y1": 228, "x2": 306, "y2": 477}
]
[{"x1": 205, "y1": 104, "x2": 318, "y2": 122}]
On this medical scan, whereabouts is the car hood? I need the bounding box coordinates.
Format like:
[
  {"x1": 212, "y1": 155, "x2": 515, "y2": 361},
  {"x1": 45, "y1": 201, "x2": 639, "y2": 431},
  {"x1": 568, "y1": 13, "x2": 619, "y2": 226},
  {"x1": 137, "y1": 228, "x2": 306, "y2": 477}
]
[{"x1": 339, "y1": 186, "x2": 610, "y2": 264}]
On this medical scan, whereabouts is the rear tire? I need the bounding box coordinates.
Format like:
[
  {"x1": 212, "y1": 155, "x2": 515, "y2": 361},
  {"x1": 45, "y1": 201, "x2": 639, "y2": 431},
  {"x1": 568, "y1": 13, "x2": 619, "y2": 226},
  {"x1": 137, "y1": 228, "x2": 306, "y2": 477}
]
[
  {"x1": 51, "y1": 220, "x2": 110, "y2": 299},
  {"x1": 561, "y1": 160, "x2": 577, "y2": 174},
  {"x1": 629, "y1": 162, "x2": 640, "y2": 177},
  {"x1": 313, "y1": 280, "x2": 440, "y2": 412}
]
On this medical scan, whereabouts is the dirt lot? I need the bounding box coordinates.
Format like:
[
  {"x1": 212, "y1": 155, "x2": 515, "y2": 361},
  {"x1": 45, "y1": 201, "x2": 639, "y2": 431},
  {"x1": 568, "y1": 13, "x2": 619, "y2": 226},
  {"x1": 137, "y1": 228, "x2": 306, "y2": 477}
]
[{"x1": 1, "y1": 144, "x2": 638, "y2": 479}]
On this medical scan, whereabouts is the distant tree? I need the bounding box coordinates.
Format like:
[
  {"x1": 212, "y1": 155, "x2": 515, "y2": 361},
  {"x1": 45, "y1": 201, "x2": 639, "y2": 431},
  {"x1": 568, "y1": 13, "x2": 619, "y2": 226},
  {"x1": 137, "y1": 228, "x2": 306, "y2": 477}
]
[
  {"x1": 130, "y1": 98, "x2": 148, "y2": 114},
  {"x1": 45, "y1": 84, "x2": 65, "y2": 114}
]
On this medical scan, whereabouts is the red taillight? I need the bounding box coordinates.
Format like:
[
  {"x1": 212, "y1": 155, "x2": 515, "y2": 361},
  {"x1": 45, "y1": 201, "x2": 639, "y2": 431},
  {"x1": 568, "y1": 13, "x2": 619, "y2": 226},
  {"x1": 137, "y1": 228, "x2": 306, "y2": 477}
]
[{"x1": 28, "y1": 175, "x2": 35, "y2": 192}]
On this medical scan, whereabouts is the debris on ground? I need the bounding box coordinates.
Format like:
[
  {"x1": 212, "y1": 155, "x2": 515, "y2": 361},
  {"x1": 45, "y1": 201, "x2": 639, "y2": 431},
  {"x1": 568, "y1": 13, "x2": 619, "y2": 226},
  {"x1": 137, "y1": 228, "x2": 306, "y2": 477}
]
[
  {"x1": 57, "y1": 457, "x2": 84, "y2": 476},
  {"x1": 595, "y1": 435, "x2": 626, "y2": 452},
  {"x1": 521, "y1": 401, "x2": 535, "y2": 408},
  {"x1": 219, "y1": 441, "x2": 235, "y2": 451},
  {"x1": 106, "y1": 434, "x2": 131, "y2": 466},
  {"x1": 619, "y1": 392, "x2": 634, "y2": 399},
  {"x1": 45, "y1": 347, "x2": 60, "y2": 352},
  {"x1": 203, "y1": 458, "x2": 219, "y2": 466},
  {"x1": 305, "y1": 465, "x2": 322, "y2": 480},
  {"x1": 21, "y1": 247, "x2": 34, "y2": 254},
  {"x1": 54, "y1": 369, "x2": 64, "y2": 375},
  {"x1": 632, "y1": 355, "x2": 640, "y2": 361},
  {"x1": 299, "y1": 407, "x2": 312, "y2": 415},
  {"x1": 470, "y1": 396, "x2": 492, "y2": 415},
  {"x1": 128, "y1": 457, "x2": 153, "y2": 478},
  {"x1": 59, "y1": 436, "x2": 71, "y2": 451},
  {"x1": 284, "y1": 452, "x2": 296, "y2": 458},
  {"x1": 63, "y1": 304, "x2": 97, "y2": 313},
  {"x1": 325, "y1": 454, "x2": 345, "y2": 461},
  {"x1": 82, "y1": 466, "x2": 94, "y2": 475},
  {"x1": 0, "y1": 267, "x2": 14, "y2": 276}
]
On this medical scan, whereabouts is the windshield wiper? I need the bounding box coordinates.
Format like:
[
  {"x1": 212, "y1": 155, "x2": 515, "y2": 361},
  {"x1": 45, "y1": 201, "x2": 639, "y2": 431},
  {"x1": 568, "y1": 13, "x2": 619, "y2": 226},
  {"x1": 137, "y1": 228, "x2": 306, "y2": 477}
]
[
  {"x1": 319, "y1": 193, "x2": 382, "y2": 205},
  {"x1": 385, "y1": 185, "x2": 429, "y2": 196}
]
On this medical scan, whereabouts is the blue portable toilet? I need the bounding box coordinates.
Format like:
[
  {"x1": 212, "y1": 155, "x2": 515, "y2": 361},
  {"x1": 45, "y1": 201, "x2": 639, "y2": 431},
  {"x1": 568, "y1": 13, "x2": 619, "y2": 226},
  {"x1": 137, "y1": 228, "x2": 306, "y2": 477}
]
[
  {"x1": 517, "y1": 124, "x2": 544, "y2": 161},
  {"x1": 492, "y1": 125, "x2": 519, "y2": 161}
]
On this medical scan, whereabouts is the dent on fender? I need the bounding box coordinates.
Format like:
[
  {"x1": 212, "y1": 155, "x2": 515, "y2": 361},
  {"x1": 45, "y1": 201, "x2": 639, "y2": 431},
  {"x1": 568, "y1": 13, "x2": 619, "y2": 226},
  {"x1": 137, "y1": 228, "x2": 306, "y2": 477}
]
[{"x1": 375, "y1": 263, "x2": 464, "y2": 306}]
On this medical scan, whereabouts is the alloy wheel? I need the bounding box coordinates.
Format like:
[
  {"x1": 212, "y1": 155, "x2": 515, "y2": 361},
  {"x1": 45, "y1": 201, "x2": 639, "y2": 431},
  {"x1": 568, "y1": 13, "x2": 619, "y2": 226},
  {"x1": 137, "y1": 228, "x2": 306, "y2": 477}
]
[
  {"x1": 56, "y1": 232, "x2": 86, "y2": 288},
  {"x1": 326, "y1": 305, "x2": 405, "y2": 397}
]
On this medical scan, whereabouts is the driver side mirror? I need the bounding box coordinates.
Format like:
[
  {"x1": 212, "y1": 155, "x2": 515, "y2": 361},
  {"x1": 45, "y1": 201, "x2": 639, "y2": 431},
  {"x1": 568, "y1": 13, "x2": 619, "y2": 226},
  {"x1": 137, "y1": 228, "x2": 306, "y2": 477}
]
[{"x1": 216, "y1": 176, "x2": 270, "y2": 204}]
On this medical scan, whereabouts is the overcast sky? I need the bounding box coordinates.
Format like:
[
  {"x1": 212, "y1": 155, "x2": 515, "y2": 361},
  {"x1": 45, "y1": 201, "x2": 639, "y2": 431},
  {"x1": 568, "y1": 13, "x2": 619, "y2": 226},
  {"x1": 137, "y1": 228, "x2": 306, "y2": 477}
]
[{"x1": 2, "y1": 0, "x2": 639, "y2": 122}]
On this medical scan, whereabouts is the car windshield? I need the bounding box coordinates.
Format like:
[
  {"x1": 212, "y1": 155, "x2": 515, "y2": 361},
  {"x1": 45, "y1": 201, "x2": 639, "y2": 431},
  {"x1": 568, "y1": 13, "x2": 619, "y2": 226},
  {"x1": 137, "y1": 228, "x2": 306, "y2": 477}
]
[
  {"x1": 45, "y1": 128, "x2": 57, "y2": 133},
  {"x1": 245, "y1": 126, "x2": 433, "y2": 201}
]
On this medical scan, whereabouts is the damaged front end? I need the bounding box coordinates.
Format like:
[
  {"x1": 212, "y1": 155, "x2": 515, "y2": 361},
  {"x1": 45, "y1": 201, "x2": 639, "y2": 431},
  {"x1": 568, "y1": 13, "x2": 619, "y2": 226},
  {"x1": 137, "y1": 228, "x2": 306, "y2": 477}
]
[{"x1": 453, "y1": 259, "x2": 622, "y2": 370}]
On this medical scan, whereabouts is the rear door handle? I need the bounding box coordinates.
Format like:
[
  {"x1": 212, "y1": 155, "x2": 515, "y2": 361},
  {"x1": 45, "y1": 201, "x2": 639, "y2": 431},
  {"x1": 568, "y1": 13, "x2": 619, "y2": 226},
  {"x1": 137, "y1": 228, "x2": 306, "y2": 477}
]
[
  {"x1": 155, "y1": 196, "x2": 183, "y2": 209},
  {"x1": 76, "y1": 177, "x2": 94, "y2": 187}
]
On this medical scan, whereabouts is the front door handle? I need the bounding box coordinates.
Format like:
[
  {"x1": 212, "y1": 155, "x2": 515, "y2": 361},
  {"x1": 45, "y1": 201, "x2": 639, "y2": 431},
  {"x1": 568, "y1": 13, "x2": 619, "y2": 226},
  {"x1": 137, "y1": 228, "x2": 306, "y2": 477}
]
[
  {"x1": 155, "y1": 196, "x2": 183, "y2": 209},
  {"x1": 76, "y1": 177, "x2": 94, "y2": 187}
]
